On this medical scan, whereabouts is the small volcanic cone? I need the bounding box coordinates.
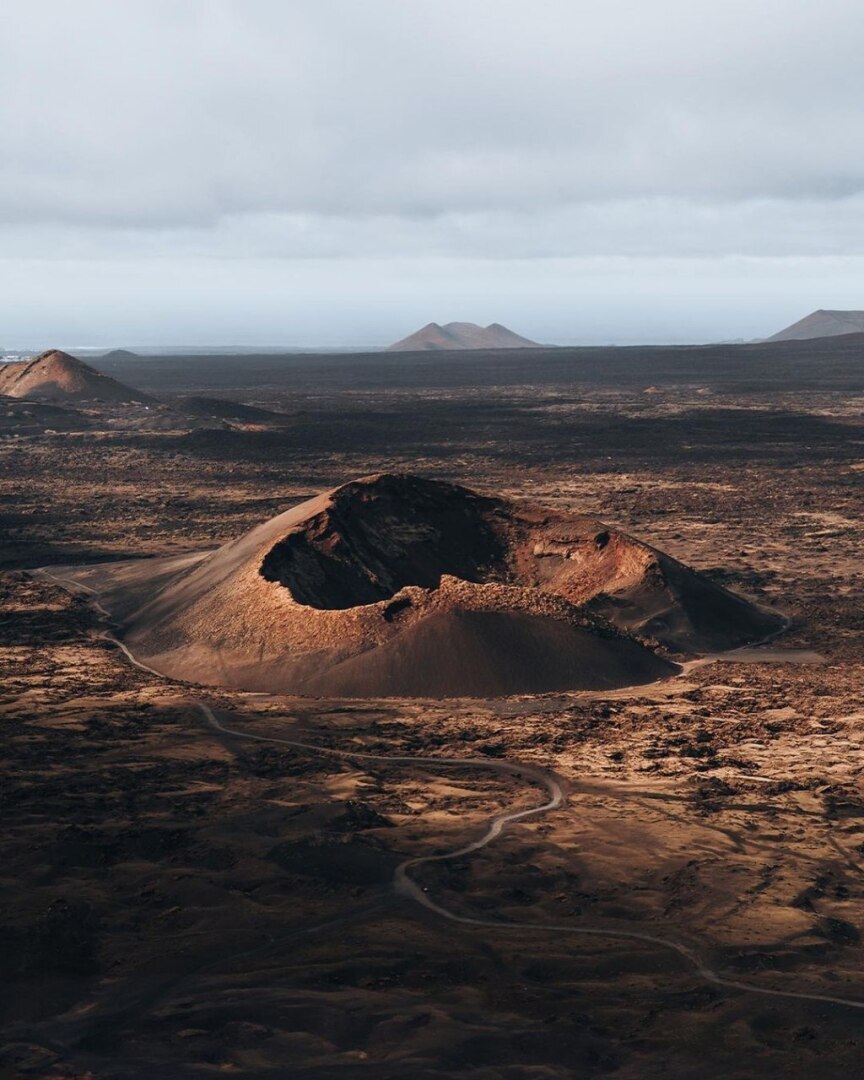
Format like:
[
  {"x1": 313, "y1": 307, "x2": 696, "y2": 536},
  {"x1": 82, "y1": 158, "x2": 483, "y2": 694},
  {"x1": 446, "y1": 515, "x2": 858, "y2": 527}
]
[
  {"x1": 69, "y1": 474, "x2": 784, "y2": 698},
  {"x1": 100, "y1": 349, "x2": 139, "y2": 361},
  {"x1": 0, "y1": 350, "x2": 150, "y2": 403}
]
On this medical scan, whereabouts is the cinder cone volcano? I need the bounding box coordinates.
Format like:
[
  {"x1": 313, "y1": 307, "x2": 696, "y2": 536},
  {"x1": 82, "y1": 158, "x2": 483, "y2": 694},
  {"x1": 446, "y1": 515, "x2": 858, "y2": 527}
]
[
  {"x1": 62, "y1": 474, "x2": 783, "y2": 698},
  {"x1": 0, "y1": 350, "x2": 150, "y2": 402}
]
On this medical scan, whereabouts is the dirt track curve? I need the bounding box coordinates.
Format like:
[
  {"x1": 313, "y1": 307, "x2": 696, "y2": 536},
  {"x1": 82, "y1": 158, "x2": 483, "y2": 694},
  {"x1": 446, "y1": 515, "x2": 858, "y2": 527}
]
[{"x1": 35, "y1": 567, "x2": 864, "y2": 1015}]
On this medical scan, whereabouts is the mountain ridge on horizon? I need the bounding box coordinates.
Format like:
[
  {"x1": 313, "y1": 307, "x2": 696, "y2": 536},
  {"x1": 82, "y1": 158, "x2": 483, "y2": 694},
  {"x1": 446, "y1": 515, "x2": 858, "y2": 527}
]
[
  {"x1": 768, "y1": 309, "x2": 864, "y2": 342},
  {"x1": 388, "y1": 321, "x2": 542, "y2": 352}
]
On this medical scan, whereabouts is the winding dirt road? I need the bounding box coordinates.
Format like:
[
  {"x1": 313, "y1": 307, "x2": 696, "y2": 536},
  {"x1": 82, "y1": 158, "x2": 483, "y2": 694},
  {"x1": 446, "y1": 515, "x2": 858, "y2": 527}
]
[
  {"x1": 35, "y1": 566, "x2": 864, "y2": 1013},
  {"x1": 199, "y1": 703, "x2": 864, "y2": 1013}
]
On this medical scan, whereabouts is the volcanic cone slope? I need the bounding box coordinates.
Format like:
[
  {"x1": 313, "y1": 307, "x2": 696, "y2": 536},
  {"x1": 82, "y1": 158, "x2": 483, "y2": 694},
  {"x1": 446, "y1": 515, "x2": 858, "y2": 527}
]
[
  {"x1": 0, "y1": 350, "x2": 150, "y2": 403},
  {"x1": 80, "y1": 474, "x2": 783, "y2": 697}
]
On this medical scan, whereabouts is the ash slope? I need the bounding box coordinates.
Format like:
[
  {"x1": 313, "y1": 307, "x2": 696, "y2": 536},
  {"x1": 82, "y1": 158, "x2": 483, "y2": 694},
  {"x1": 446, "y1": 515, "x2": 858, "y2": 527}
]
[
  {"x1": 0, "y1": 349, "x2": 150, "y2": 403},
  {"x1": 69, "y1": 475, "x2": 783, "y2": 697}
]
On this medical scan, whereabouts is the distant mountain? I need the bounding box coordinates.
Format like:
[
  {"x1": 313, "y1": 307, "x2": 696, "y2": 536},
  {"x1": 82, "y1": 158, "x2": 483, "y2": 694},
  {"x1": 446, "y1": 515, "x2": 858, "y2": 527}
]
[
  {"x1": 768, "y1": 310, "x2": 864, "y2": 342},
  {"x1": 0, "y1": 349, "x2": 151, "y2": 403},
  {"x1": 388, "y1": 321, "x2": 540, "y2": 351},
  {"x1": 100, "y1": 349, "x2": 140, "y2": 362}
]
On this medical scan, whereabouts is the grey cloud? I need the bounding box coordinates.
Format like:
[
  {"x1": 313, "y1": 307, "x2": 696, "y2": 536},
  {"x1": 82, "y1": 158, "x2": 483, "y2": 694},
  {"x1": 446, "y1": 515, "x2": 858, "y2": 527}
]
[
  {"x1": 3, "y1": 0, "x2": 864, "y2": 229},
  {"x1": 3, "y1": 0, "x2": 864, "y2": 345},
  {"x1": 4, "y1": 196, "x2": 864, "y2": 261}
]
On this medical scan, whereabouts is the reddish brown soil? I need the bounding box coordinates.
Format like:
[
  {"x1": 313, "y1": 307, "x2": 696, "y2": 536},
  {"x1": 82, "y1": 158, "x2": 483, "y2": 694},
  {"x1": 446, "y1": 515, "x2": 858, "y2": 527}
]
[
  {"x1": 0, "y1": 349, "x2": 863, "y2": 1078},
  {"x1": 0, "y1": 350, "x2": 149, "y2": 403}
]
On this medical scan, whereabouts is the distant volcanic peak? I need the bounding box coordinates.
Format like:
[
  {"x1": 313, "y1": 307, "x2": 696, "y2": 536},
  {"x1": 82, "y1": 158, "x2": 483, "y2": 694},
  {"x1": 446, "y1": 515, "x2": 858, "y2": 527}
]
[
  {"x1": 0, "y1": 349, "x2": 150, "y2": 403},
  {"x1": 101, "y1": 348, "x2": 138, "y2": 360},
  {"x1": 768, "y1": 309, "x2": 864, "y2": 342},
  {"x1": 388, "y1": 321, "x2": 540, "y2": 351}
]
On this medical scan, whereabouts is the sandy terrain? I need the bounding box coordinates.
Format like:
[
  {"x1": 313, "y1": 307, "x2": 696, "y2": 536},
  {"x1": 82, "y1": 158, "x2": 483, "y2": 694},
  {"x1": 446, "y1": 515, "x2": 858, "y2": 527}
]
[{"x1": 1, "y1": 343, "x2": 863, "y2": 1077}]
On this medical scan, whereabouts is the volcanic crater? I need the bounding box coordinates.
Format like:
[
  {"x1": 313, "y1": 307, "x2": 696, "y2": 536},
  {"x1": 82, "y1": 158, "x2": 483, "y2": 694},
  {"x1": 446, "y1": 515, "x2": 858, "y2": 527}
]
[{"x1": 57, "y1": 474, "x2": 784, "y2": 697}]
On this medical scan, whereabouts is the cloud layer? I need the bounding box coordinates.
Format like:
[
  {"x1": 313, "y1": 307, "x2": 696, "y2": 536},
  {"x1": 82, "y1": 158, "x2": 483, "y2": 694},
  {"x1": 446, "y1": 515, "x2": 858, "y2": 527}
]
[{"x1": 3, "y1": 0, "x2": 864, "y2": 343}]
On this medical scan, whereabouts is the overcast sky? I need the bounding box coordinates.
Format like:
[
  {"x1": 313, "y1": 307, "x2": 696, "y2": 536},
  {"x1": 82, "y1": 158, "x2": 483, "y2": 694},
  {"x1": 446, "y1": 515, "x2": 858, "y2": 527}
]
[{"x1": 3, "y1": 0, "x2": 864, "y2": 347}]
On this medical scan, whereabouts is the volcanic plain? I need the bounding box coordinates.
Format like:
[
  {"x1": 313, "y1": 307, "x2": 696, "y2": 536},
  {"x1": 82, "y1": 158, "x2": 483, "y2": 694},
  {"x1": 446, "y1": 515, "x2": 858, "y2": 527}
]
[{"x1": 1, "y1": 340, "x2": 863, "y2": 1079}]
